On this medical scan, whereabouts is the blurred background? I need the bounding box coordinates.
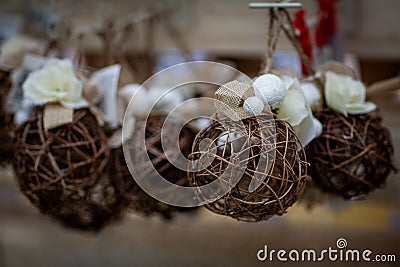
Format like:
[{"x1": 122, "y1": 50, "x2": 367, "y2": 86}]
[{"x1": 0, "y1": 0, "x2": 399, "y2": 266}]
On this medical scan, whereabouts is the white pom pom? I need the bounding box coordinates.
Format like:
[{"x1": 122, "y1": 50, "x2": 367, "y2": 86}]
[
  {"x1": 243, "y1": 96, "x2": 264, "y2": 116},
  {"x1": 253, "y1": 74, "x2": 286, "y2": 108}
]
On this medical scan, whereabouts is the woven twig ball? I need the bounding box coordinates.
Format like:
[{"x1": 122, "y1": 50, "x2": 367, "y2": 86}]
[
  {"x1": 0, "y1": 69, "x2": 13, "y2": 165},
  {"x1": 13, "y1": 107, "x2": 117, "y2": 230},
  {"x1": 47, "y1": 171, "x2": 127, "y2": 231},
  {"x1": 112, "y1": 114, "x2": 198, "y2": 219},
  {"x1": 0, "y1": 69, "x2": 11, "y2": 97},
  {"x1": 188, "y1": 114, "x2": 308, "y2": 222},
  {"x1": 307, "y1": 108, "x2": 395, "y2": 200}
]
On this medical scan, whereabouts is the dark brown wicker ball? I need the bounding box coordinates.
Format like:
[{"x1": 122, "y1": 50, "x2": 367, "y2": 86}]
[
  {"x1": 307, "y1": 108, "x2": 395, "y2": 200},
  {"x1": 13, "y1": 107, "x2": 120, "y2": 231},
  {"x1": 188, "y1": 114, "x2": 309, "y2": 222},
  {"x1": 0, "y1": 69, "x2": 10, "y2": 96},
  {"x1": 47, "y1": 171, "x2": 128, "y2": 231},
  {"x1": 111, "y1": 114, "x2": 198, "y2": 220},
  {"x1": 0, "y1": 69, "x2": 13, "y2": 165}
]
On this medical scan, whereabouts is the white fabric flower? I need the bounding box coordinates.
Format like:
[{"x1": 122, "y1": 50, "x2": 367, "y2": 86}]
[
  {"x1": 278, "y1": 76, "x2": 322, "y2": 147},
  {"x1": 300, "y1": 81, "x2": 322, "y2": 111},
  {"x1": 22, "y1": 58, "x2": 87, "y2": 109},
  {"x1": 148, "y1": 86, "x2": 185, "y2": 113},
  {"x1": 324, "y1": 71, "x2": 376, "y2": 116},
  {"x1": 120, "y1": 84, "x2": 186, "y2": 119},
  {"x1": 119, "y1": 83, "x2": 153, "y2": 119},
  {"x1": 253, "y1": 74, "x2": 286, "y2": 108}
]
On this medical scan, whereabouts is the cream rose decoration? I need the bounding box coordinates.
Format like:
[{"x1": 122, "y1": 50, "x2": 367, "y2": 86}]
[
  {"x1": 300, "y1": 81, "x2": 322, "y2": 111},
  {"x1": 324, "y1": 71, "x2": 376, "y2": 116},
  {"x1": 22, "y1": 58, "x2": 88, "y2": 109},
  {"x1": 277, "y1": 76, "x2": 322, "y2": 147}
]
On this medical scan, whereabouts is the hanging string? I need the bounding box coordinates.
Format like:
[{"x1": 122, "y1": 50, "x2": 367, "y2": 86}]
[
  {"x1": 97, "y1": 20, "x2": 118, "y2": 66},
  {"x1": 114, "y1": 23, "x2": 138, "y2": 85},
  {"x1": 160, "y1": 10, "x2": 192, "y2": 62},
  {"x1": 279, "y1": 8, "x2": 315, "y2": 76},
  {"x1": 261, "y1": 8, "x2": 283, "y2": 74},
  {"x1": 259, "y1": 6, "x2": 316, "y2": 77},
  {"x1": 73, "y1": 32, "x2": 87, "y2": 69},
  {"x1": 143, "y1": 15, "x2": 156, "y2": 81},
  {"x1": 145, "y1": 17, "x2": 155, "y2": 58}
]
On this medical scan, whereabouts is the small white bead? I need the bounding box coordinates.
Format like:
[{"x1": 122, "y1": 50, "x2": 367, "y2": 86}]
[
  {"x1": 253, "y1": 74, "x2": 286, "y2": 108},
  {"x1": 243, "y1": 96, "x2": 264, "y2": 116}
]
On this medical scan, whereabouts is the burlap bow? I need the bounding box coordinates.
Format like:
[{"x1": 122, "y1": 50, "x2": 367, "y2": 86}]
[{"x1": 214, "y1": 80, "x2": 257, "y2": 121}]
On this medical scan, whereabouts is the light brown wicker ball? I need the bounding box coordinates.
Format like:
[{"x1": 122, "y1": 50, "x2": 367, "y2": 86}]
[{"x1": 188, "y1": 114, "x2": 309, "y2": 222}]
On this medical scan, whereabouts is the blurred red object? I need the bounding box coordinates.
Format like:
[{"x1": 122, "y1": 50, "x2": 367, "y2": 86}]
[
  {"x1": 293, "y1": 8, "x2": 313, "y2": 75},
  {"x1": 315, "y1": 0, "x2": 338, "y2": 49}
]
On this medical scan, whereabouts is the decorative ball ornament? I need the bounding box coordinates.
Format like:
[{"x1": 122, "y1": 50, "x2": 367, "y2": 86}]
[
  {"x1": 253, "y1": 74, "x2": 286, "y2": 108},
  {"x1": 308, "y1": 108, "x2": 395, "y2": 199},
  {"x1": 304, "y1": 62, "x2": 396, "y2": 200},
  {"x1": 189, "y1": 114, "x2": 308, "y2": 222},
  {"x1": 0, "y1": 69, "x2": 13, "y2": 165},
  {"x1": 243, "y1": 96, "x2": 264, "y2": 116},
  {"x1": 13, "y1": 107, "x2": 118, "y2": 230},
  {"x1": 112, "y1": 114, "x2": 198, "y2": 219},
  {"x1": 0, "y1": 69, "x2": 11, "y2": 98},
  {"x1": 47, "y1": 171, "x2": 127, "y2": 231}
]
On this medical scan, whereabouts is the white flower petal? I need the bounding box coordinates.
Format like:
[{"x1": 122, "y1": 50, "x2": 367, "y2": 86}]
[
  {"x1": 61, "y1": 99, "x2": 89, "y2": 109},
  {"x1": 293, "y1": 112, "x2": 322, "y2": 148},
  {"x1": 117, "y1": 83, "x2": 141, "y2": 123},
  {"x1": 64, "y1": 77, "x2": 83, "y2": 102},
  {"x1": 325, "y1": 78, "x2": 348, "y2": 116},
  {"x1": 148, "y1": 87, "x2": 185, "y2": 113},
  {"x1": 23, "y1": 79, "x2": 55, "y2": 104},
  {"x1": 281, "y1": 75, "x2": 295, "y2": 91},
  {"x1": 276, "y1": 76, "x2": 322, "y2": 146},
  {"x1": 300, "y1": 82, "x2": 322, "y2": 110},
  {"x1": 346, "y1": 102, "x2": 376, "y2": 114},
  {"x1": 324, "y1": 71, "x2": 373, "y2": 116},
  {"x1": 329, "y1": 92, "x2": 347, "y2": 116},
  {"x1": 313, "y1": 117, "x2": 323, "y2": 137},
  {"x1": 348, "y1": 79, "x2": 366, "y2": 104},
  {"x1": 122, "y1": 115, "x2": 136, "y2": 145},
  {"x1": 325, "y1": 72, "x2": 350, "y2": 100},
  {"x1": 124, "y1": 84, "x2": 153, "y2": 118},
  {"x1": 278, "y1": 78, "x2": 309, "y2": 126},
  {"x1": 22, "y1": 58, "x2": 86, "y2": 109}
]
